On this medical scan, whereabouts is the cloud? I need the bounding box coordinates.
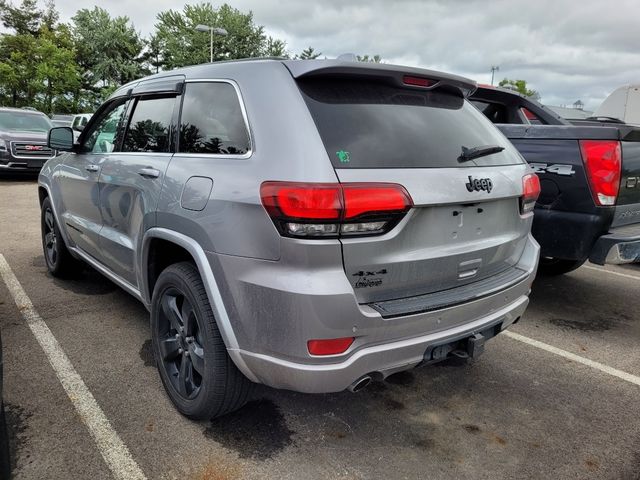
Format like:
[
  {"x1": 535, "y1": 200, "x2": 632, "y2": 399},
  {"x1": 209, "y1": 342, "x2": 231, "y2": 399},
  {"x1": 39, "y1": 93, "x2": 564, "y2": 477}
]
[{"x1": 50, "y1": 0, "x2": 640, "y2": 109}]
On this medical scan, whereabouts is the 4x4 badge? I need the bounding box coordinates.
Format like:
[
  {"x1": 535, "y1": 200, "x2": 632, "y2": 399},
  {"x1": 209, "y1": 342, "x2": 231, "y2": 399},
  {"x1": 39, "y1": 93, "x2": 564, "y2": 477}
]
[{"x1": 465, "y1": 176, "x2": 493, "y2": 193}]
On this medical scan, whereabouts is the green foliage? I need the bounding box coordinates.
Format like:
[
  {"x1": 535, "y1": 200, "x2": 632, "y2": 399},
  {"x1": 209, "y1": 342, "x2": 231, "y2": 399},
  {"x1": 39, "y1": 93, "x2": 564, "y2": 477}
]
[
  {"x1": 264, "y1": 37, "x2": 288, "y2": 58},
  {"x1": 297, "y1": 47, "x2": 321, "y2": 60},
  {"x1": 0, "y1": 1, "x2": 319, "y2": 114},
  {"x1": 498, "y1": 78, "x2": 539, "y2": 98},
  {"x1": 357, "y1": 54, "x2": 382, "y2": 63},
  {"x1": 154, "y1": 3, "x2": 270, "y2": 68},
  {"x1": 72, "y1": 7, "x2": 147, "y2": 88}
]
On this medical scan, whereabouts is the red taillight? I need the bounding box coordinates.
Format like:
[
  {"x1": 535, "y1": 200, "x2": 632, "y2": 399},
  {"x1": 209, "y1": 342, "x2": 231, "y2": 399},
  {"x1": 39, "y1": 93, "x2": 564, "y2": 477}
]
[
  {"x1": 520, "y1": 173, "x2": 541, "y2": 214},
  {"x1": 261, "y1": 183, "x2": 342, "y2": 220},
  {"x1": 579, "y1": 140, "x2": 622, "y2": 206},
  {"x1": 260, "y1": 182, "x2": 413, "y2": 238},
  {"x1": 403, "y1": 75, "x2": 436, "y2": 88},
  {"x1": 342, "y1": 184, "x2": 412, "y2": 219},
  {"x1": 308, "y1": 337, "x2": 354, "y2": 356}
]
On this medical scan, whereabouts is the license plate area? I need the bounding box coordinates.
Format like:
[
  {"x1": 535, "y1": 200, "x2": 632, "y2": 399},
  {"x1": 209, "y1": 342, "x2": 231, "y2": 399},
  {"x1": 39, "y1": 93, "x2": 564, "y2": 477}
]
[{"x1": 27, "y1": 159, "x2": 43, "y2": 169}]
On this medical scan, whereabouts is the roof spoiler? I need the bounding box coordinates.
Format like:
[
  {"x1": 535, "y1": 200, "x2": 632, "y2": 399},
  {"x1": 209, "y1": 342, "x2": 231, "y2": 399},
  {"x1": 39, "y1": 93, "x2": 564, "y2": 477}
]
[{"x1": 283, "y1": 60, "x2": 477, "y2": 98}]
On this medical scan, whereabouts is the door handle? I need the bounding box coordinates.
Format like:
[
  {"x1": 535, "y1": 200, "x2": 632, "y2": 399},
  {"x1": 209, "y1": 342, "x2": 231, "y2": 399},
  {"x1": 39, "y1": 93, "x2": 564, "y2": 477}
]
[
  {"x1": 138, "y1": 167, "x2": 160, "y2": 179},
  {"x1": 85, "y1": 164, "x2": 99, "y2": 173}
]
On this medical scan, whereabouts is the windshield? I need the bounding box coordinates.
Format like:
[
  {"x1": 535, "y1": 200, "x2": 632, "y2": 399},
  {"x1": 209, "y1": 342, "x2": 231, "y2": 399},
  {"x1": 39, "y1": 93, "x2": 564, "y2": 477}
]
[
  {"x1": 0, "y1": 111, "x2": 52, "y2": 132},
  {"x1": 299, "y1": 78, "x2": 524, "y2": 169}
]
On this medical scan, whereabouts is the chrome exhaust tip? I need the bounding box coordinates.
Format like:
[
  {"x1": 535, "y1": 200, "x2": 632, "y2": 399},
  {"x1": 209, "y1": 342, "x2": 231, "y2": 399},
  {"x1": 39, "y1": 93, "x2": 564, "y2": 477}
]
[{"x1": 348, "y1": 375, "x2": 372, "y2": 393}]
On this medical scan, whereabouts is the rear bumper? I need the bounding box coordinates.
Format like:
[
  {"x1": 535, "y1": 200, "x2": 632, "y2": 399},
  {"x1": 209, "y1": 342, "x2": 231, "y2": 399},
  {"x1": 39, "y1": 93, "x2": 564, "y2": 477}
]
[
  {"x1": 235, "y1": 294, "x2": 529, "y2": 393},
  {"x1": 214, "y1": 234, "x2": 539, "y2": 393},
  {"x1": 532, "y1": 207, "x2": 611, "y2": 261},
  {"x1": 589, "y1": 224, "x2": 640, "y2": 264}
]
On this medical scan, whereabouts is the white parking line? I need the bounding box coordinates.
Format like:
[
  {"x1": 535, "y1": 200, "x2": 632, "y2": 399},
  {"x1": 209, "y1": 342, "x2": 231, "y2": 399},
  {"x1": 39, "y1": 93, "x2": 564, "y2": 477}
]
[
  {"x1": 0, "y1": 254, "x2": 147, "y2": 480},
  {"x1": 503, "y1": 330, "x2": 640, "y2": 387},
  {"x1": 583, "y1": 265, "x2": 640, "y2": 281}
]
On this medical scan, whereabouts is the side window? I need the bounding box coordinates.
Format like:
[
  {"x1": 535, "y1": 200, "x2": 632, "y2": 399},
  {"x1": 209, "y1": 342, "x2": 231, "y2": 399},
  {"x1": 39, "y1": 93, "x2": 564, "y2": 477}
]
[
  {"x1": 83, "y1": 101, "x2": 128, "y2": 153},
  {"x1": 122, "y1": 96, "x2": 176, "y2": 153},
  {"x1": 72, "y1": 116, "x2": 80, "y2": 128},
  {"x1": 470, "y1": 100, "x2": 510, "y2": 124},
  {"x1": 179, "y1": 82, "x2": 250, "y2": 155}
]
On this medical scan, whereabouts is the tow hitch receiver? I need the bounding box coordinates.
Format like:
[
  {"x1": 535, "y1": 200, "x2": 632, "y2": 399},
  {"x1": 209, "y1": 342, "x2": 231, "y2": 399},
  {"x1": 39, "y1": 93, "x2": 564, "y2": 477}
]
[
  {"x1": 425, "y1": 326, "x2": 498, "y2": 364},
  {"x1": 467, "y1": 333, "x2": 485, "y2": 357}
]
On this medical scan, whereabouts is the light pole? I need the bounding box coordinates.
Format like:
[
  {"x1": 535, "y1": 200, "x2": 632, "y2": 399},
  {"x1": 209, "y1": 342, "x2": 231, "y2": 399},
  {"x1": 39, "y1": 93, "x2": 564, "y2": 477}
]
[
  {"x1": 195, "y1": 24, "x2": 228, "y2": 63},
  {"x1": 490, "y1": 65, "x2": 500, "y2": 86}
]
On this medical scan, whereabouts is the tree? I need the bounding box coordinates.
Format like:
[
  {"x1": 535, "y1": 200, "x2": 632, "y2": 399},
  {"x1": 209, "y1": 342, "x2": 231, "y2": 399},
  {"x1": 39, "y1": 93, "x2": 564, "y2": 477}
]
[
  {"x1": 498, "y1": 78, "x2": 539, "y2": 98},
  {"x1": 357, "y1": 54, "x2": 382, "y2": 63},
  {"x1": 154, "y1": 3, "x2": 280, "y2": 68},
  {"x1": 0, "y1": 1, "x2": 80, "y2": 112},
  {"x1": 72, "y1": 7, "x2": 147, "y2": 108},
  {"x1": 0, "y1": 0, "x2": 43, "y2": 35},
  {"x1": 141, "y1": 34, "x2": 165, "y2": 74},
  {"x1": 297, "y1": 47, "x2": 321, "y2": 60},
  {"x1": 264, "y1": 37, "x2": 288, "y2": 57},
  {"x1": 34, "y1": 26, "x2": 80, "y2": 113}
]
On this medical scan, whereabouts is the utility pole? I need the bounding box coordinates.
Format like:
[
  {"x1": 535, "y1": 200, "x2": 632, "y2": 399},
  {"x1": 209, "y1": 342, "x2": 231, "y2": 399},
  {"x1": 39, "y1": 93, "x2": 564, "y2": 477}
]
[{"x1": 490, "y1": 65, "x2": 500, "y2": 86}]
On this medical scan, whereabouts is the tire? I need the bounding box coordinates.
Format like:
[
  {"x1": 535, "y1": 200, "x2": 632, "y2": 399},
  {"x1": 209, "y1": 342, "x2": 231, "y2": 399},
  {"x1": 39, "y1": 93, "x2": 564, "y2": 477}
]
[
  {"x1": 40, "y1": 196, "x2": 80, "y2": 277},
  {"x1": 150, "y1": 261, "x2": 253, "y2": 420},
  {"x1": 538, "y1": 257, "x2": 585, "y2": 276}
]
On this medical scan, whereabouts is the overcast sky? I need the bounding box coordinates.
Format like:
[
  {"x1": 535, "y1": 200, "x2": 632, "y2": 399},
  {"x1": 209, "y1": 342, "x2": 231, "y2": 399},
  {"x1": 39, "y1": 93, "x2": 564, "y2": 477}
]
[{"x1": 51, "y1": 0, "x2": 640, "y2": 110}]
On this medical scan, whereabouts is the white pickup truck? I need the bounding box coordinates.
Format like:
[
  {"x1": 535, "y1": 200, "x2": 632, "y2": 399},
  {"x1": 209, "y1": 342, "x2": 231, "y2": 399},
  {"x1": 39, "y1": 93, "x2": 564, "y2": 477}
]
[
  {"x1": 71, "y1": 113, "x2": 92, "y2": 141},
  {"x1": 592, "y1": 85, "x2": 640, "y2": 125}
]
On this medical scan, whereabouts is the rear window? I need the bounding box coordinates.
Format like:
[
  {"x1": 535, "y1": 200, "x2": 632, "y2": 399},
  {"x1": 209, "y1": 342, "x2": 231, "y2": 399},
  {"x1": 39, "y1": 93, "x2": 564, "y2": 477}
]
[{"x1": 299, "y1": 78, "x2": 523, "y2": 169}]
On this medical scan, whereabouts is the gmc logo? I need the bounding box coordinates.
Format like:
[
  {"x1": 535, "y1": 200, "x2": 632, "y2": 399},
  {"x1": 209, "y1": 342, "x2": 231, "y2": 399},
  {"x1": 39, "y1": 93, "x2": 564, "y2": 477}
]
[
  {"x1": 25, "y1": 145, "x2": 44, "y2": 151},
  {"x1": 465, "y1": 176, "x2": 493, "y2": 194}
]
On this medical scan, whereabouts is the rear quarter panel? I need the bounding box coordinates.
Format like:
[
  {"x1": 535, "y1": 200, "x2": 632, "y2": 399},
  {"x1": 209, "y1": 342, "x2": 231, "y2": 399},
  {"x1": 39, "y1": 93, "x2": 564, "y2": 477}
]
[{"x1": 156, "y1": 61, "x2": 341, "y2": 260}]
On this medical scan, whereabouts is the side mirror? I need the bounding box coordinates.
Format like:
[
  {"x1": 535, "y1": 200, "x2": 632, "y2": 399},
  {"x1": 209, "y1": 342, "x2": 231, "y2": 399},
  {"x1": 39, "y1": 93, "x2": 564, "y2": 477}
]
[
  {"x1": 73, "y1": 124, "x2": 85, "y2": 132},
  {"x1": 48, "y1": 127, "x2": 75, "y2": 152}
]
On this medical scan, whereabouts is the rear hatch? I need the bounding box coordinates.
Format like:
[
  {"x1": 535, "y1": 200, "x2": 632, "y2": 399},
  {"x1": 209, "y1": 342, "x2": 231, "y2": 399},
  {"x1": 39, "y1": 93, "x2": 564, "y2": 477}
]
[{"x1": 293, "y1": 64, "x2": 533, "y2": 303}]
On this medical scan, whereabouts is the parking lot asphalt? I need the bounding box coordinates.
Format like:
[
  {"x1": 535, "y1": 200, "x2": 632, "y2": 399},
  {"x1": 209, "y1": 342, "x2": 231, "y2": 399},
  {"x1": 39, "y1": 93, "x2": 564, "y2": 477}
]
[{"x1": 0, "y1": 177, "x2": 639, "y2": 480}]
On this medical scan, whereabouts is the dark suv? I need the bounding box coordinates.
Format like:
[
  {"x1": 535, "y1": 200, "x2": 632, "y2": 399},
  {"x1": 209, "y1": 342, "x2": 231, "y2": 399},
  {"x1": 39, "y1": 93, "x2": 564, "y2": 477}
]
[{"x1": 0, "y1": 107, "x2": 55, "y2": 173}]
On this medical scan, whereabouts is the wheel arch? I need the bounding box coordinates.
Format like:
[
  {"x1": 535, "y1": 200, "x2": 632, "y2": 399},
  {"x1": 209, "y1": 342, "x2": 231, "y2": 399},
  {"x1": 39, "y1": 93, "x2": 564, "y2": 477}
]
[
  {"x1": 140, "y1": 228, "x2": 259, "y2": 382},
  {"x1": 38, "y1": 185, "x2": 48, "y2": 206}
]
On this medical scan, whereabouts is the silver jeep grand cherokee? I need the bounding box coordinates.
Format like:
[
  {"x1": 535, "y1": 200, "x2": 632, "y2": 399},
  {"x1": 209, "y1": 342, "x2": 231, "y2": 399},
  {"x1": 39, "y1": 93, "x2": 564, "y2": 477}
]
[{"x1": 39, "y1": 59, "x2": 540, "y2": 419}]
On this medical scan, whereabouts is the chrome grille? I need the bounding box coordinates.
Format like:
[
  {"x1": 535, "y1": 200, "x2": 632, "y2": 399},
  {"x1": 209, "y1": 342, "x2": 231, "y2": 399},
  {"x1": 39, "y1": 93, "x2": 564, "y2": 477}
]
[{"x1": 10, "y1": 142, "x2": 54, "y2": 159}]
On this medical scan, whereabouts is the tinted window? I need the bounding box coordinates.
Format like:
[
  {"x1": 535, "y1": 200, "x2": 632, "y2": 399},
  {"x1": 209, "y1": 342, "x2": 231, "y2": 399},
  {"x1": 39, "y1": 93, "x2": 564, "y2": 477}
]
[
  {"x1": 471, "y1": 100, "x2": 511, "y2": 124},
  {"x1": 123, "y1": 96, "x2": 176, "y2": 153},
  {"x1": 0, "y1": 111, "x2": 52, "y2": 132},
  {"x1": 300, "y1": 78, "x2": 523, "y2": 168},
  {"x1": 83, "y1": 101, "x2": 128, "y2": 153},
  {"x1": 179, "y1": 82, "x2": 250, "y2": 155}
]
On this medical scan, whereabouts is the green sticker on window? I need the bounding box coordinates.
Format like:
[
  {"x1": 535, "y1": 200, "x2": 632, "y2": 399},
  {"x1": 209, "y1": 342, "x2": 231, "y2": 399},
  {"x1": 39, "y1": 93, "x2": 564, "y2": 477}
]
[{"x1": 336, "y1": 150, "x2": 351, "y2": 163}]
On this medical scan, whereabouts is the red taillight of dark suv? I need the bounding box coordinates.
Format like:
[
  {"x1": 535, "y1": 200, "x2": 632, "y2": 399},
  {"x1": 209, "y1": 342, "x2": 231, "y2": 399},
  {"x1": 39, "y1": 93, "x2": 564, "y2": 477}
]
[
  {"x1": 579, "y1": 140, "x2": 622, "y2": 206},
  {"x1": 260, "y1": 182, "x2": 413, "y2": 238}
]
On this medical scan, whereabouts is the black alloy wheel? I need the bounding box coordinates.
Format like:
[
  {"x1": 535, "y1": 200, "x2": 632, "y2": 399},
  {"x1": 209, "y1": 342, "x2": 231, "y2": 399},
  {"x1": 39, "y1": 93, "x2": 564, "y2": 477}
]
[
  {"x1": 151, "y1": 262, "x2": 254, "y2": 419},
  {"x1": 40, "y1": 196, "x2": 78, "y2": 277},
  {"x1": 157, "y1": 287, "x2": 206, "y2": 400},
  {"x1": 43, "y1": 207, "x2": 58, "y2": 267}
]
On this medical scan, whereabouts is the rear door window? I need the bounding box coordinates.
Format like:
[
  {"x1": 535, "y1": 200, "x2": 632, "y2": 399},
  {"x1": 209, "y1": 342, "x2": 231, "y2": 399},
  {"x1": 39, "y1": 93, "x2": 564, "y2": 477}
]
[
  {"x1": 122, "y1": 96, "x2": 176, "y2": 153},
  {"x1": 299, "y1": 78, "x2": 523, "y2": 168},
  {"x1": 178, "y1": 82, "x2": 250, "y2": 155}
]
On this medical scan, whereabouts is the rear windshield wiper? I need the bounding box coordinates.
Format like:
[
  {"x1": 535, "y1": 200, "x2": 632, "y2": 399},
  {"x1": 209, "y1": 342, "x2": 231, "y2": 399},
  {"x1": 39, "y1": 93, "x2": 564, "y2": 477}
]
[{"x1": 458, "y1": 144, "x2": 505, "y2": 163}]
